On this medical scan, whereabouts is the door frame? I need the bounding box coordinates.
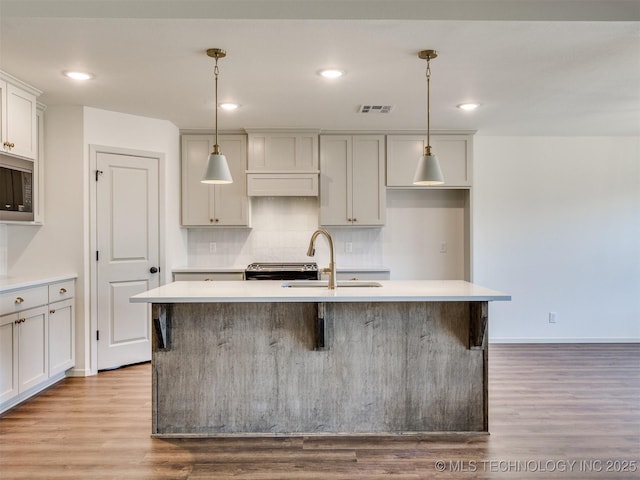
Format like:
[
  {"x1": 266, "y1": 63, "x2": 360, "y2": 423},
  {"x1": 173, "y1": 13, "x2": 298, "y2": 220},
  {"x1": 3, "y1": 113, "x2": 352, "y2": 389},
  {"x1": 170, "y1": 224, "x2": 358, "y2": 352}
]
[{"x1": 89, "y1": 145, "x2": 165, "y2": 376}]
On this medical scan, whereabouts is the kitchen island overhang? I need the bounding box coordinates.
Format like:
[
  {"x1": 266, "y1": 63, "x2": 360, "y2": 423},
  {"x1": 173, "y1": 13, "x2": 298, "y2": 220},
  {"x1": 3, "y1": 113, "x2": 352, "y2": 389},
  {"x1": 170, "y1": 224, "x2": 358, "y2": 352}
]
[{"x1": 131, "y1": 280, "x2": 510, "y2": 437}]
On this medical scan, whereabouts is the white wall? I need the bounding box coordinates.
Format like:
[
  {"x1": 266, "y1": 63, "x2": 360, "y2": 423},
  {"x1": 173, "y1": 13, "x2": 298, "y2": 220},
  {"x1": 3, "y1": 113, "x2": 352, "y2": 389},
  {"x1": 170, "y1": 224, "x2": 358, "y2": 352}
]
[
  {"x1": 473, "y1": 136, "x2": 640, "y2": 342},
  {"x1": 3, "y1": 106, "x2": 183, "y2": 376},
  {"x1": 384, "y1": 189, "x2": 468, "y2": 280},
  {"x1": 82, "y1": 107, "x2": 183, "y2": 374}
]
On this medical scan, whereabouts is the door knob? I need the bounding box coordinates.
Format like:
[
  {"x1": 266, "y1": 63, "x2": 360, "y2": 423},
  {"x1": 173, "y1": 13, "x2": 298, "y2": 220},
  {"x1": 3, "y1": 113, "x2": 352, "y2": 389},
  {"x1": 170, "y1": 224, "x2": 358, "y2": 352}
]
[{"x1": 149, "y1": 266, "x2": 159, "y2": 274}]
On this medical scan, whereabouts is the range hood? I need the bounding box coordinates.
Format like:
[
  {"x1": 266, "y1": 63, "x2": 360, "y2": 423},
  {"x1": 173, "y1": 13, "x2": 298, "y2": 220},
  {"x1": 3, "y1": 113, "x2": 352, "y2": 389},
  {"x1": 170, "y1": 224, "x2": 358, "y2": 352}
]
[{"x1": 246, "y1": 129, "x2": 319, "y2": 197}]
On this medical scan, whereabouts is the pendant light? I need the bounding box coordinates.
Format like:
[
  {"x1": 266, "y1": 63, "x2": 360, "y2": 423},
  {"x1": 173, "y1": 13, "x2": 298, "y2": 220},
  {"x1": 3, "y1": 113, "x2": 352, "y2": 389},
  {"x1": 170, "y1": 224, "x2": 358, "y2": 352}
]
[
  {"x1": 202, "y1": 48, "x2": 233, "y2": 184},
  {"x1": 413, "y1": 49, "x2": 444, "y2": 185}
]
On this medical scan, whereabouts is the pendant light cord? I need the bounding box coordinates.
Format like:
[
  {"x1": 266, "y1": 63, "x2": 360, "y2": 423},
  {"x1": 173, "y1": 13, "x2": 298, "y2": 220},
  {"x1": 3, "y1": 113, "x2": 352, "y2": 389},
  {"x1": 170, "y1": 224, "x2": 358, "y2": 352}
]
[
  {"x1": 426, "y1": 57, "x2": 432, "y2": 154},
  {"x1": 214, "y1": 58, "x2": 220, "y2": 149}
]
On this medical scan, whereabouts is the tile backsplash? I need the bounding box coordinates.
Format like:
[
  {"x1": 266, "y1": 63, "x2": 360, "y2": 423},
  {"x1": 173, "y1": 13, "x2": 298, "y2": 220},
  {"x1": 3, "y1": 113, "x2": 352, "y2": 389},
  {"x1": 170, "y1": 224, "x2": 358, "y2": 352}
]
[{"x1": 187, "y1": 197, "x2": 384, "y2": 268}]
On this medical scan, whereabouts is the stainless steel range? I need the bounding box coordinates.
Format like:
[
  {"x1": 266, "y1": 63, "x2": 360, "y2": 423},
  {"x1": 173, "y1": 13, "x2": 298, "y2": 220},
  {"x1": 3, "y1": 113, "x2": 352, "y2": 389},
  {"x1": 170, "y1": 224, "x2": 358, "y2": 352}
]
[{"x1": 245, "y1": 262, "x2": 319, "y2": 281}]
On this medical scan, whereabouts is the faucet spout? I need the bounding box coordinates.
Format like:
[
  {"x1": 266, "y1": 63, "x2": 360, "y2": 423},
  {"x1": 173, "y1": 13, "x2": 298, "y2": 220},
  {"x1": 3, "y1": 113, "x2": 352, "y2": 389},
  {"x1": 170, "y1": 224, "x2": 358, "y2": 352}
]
[{"x1": 307, "y1": 228, "x2": 337, "y2": 290}]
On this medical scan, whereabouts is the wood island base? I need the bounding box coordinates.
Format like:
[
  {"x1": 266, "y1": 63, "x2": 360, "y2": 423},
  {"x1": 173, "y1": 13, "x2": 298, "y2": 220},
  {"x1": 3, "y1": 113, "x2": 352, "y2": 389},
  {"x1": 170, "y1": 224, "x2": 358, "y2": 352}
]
[{"x1": 151, "y1": 301, "x2": 489, "y2": 436}]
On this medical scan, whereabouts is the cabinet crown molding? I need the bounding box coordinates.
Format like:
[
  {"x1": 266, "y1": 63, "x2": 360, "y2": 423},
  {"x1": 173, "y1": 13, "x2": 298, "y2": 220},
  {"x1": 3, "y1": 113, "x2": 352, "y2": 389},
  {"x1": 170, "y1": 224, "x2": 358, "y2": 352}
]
[{"x1": 0, "y1": 70, "x2": 42, "y2": 97}]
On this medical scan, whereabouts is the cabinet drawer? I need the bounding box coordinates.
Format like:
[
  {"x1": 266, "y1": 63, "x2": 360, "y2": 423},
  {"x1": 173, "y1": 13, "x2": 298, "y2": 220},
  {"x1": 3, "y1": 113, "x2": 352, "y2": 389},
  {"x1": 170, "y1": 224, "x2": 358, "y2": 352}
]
[
  {"x1": 174, "y1": 272, "x2": 245, "y2": 281},
  {"x1": 0, "y1": 286, "x2": 48, "y2": 316},
  {"x1": 48, "y1": 280, "x2": 75, "y2": 303}
]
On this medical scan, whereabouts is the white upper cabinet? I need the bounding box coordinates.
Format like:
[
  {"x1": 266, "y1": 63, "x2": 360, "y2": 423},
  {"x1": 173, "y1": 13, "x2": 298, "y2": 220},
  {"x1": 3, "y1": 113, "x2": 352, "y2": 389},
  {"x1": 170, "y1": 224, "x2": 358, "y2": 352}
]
[
  {"x1": 0, "y1": 72, "x2": 41, "y2": 161},
  {"x1": 247, "y1": 130, "x2": 318, "y2": 171},
  {"x1": 181, "y1": 134, "x2": 249, "y2": 226},
  {"x1": 320, "y1": 135, "x2": 386, "y2": 227},
  {"x1": 247, "y1": 130, "x2": 319, "y2": 196},
  {"x1": 386, "y1": 134, "x2": 473, "y2": 188}
]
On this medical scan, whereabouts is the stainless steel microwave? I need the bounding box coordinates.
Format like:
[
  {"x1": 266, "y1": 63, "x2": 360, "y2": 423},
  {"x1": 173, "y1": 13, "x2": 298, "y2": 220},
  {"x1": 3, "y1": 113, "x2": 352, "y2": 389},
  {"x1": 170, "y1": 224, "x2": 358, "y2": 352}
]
[{"x1": 0, "y1": 154, "x2": 34, "y2": 222}]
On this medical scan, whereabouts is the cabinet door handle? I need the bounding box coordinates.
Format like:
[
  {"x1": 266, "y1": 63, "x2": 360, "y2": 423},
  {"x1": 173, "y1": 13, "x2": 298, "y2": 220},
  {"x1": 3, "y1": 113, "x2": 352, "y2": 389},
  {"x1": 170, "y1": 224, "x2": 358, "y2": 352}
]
[
  {"x1": 59, "y1": 287, "x2": 67, "y2": 294},
  {"x1": 50, "y1": 309, "x2": 56, "y2": 315},
  {"x1": 347, "y1": 217, "x2": 352, "y2": 222},
  {"x1": 3, "y1": 141, "x2": 15, "y2": 149},
  {"x1": 15, "y1": 297, "x2": 24, "y2": 304},
  {"x1": 353, "y1": 218, "x2": 357, "y2": 222},
  {"x1": 15, "y1": 318, "x2": 25, "y2": 324}
]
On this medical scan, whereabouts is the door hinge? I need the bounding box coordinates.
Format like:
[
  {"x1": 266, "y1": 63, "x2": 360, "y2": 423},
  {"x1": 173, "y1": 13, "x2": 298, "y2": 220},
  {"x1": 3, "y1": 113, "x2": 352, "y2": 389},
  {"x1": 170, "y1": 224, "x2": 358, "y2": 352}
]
[
  {"x1": 95, "y1": 170, "x2": 103, "y2": 181},
  {"x1": 96, "y1": 250, "x2": 99, "y2": 261},
  {"x1": 96, "y1": 330, "x2": 100, "y2": 341}
]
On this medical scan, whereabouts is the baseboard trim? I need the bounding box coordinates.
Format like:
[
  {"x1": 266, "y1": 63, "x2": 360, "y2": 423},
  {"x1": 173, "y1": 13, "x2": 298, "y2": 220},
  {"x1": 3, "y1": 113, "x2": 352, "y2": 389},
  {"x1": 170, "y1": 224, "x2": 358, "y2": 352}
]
[
  {"x1": 489, "y1": 337, "x2": 640, "y2": 344},
  {"x1": 67, "y1": 368, "x2": 95, "y2": 377}
]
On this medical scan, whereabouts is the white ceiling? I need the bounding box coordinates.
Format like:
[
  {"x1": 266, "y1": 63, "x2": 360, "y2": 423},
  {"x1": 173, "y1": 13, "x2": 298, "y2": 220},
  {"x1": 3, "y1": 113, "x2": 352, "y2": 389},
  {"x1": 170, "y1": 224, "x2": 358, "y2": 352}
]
[{"x1": 1, "y1": 0, "x2": 639, "y2": 135}]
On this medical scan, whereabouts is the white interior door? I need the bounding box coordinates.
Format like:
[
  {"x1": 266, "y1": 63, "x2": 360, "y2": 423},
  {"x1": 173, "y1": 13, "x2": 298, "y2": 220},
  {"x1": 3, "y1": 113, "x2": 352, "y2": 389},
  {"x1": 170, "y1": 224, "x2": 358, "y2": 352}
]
[{"x1": 96, "y1": 151, "x2": 159, "y2": 370}]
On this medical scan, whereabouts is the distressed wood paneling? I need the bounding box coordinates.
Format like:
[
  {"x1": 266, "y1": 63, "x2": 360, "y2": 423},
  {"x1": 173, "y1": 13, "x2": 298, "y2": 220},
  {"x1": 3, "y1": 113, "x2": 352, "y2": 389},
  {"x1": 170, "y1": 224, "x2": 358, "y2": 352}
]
[{"x1": 153, "y1": 301, "x2": 485, "y2": 435}]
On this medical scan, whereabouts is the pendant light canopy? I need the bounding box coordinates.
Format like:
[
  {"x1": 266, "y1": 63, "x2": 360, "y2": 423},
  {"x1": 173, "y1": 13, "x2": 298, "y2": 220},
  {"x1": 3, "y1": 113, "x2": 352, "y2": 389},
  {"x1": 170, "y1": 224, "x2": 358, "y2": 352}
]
[
  {"x1": 202, "y1": 48, "x2": 233, "y2": 184},
  {"x1": 413, "y1": 49, "x2": 444, "y2": 186}
]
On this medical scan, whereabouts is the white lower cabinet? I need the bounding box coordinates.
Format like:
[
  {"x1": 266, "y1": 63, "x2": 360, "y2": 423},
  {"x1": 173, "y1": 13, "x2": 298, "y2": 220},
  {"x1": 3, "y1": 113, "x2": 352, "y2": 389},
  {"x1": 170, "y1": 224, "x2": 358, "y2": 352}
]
[
  {"x1": 17, "y1": 306, "x2": 48, "y2": 392},
  {"x1": 0, "y1": 313, "x2": 19, "y2": 404},
  {"x1": 48, "y1": 298, "x2": 74, "y2": 376},
  {"x1": 0, "y1": 305, "x2": 47, "y2": 404},
  {"x1": 0, "y1": 277, "x2": 75, "y2": 413}
]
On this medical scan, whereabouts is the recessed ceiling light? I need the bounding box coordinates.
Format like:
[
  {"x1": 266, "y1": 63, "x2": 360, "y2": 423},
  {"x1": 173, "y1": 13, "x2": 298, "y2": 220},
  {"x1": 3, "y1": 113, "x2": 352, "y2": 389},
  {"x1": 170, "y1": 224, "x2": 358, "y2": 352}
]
[
  {"x1": 457, "y1": 103, "x2": 480, "y2": 111},
  {"x1": 319, "y1": 69, "x2": 344, "y2": 79},
  {"x1": 63, "y1": 71, "x2": 94, "y2": 81},
  {"x1": 220, "y1": 103, "x2": 239, "y2": 111}
]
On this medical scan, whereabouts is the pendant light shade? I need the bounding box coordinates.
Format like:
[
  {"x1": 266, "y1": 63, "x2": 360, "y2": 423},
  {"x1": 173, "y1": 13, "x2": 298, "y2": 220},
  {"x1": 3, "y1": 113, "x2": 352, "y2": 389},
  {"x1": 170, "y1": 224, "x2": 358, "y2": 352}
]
[
  {"x1": 203, "y1": 152, "x2": 232, "y2": 184},
  {"x1": 413, "y1": 49, "x2": 444, "y2": 186},
  {"x1": 202, "y1": 48, "x2": 233, "y2": 184},
  {"x1": 413, "y1": 152, "x2": 444, "y2": 185}
]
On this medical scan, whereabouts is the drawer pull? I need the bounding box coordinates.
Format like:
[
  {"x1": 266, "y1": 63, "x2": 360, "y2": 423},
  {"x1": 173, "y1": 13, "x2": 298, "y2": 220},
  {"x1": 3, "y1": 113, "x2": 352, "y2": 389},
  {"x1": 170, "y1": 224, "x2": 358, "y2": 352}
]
[
  {"x1": 59, "y1": 287, "x2": 68, "y2": 294},
  {"x1": 15, "y1": 297, "x2": 24, "y2": 304}
]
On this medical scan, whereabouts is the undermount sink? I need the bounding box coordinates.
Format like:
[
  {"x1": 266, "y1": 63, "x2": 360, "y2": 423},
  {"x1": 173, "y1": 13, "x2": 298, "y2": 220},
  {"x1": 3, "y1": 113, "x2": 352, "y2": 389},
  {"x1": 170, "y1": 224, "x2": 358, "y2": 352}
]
[{"x1": 281, "y1": 280, "x2": 382, "y2": 288}]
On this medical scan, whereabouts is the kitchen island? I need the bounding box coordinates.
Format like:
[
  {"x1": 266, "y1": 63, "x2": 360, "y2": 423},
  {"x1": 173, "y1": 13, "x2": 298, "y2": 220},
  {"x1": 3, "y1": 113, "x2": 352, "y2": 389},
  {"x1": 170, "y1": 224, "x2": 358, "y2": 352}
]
[{"x1": 131, "y1": 280, "x2": 510, "y2": 437}]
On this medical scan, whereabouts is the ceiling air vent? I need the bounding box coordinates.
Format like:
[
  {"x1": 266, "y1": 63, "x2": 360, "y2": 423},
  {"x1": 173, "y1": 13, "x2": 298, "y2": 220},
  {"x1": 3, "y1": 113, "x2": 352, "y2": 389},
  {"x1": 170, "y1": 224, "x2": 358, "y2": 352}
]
[{"x1": 358, "y1": 105, "x2": 394, "y2": 114}]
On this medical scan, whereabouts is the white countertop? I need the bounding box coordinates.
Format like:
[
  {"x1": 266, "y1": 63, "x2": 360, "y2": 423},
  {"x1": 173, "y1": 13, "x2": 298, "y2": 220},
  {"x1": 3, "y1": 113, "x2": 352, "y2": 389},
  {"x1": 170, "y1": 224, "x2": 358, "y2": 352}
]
[
  {"x1": 131, "y1": 280, "x2": 510, "y2": 303},
  {"x1": 0, "y1": 273, "x2": 78, "y2": 293}
]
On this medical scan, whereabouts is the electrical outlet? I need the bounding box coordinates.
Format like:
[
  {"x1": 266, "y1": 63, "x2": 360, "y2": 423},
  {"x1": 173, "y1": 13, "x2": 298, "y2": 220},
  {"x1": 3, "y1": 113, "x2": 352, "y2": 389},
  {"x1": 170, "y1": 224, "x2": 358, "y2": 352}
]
[
  {"x1": 209, "y1": 242, "x2": 217, "y2": 253},
  {"x1": 345, "y1": 242, "x2": 353, "y2": 253},
  {"x1": 548, "y1": 312, "x2": 557, "y2": 323}
]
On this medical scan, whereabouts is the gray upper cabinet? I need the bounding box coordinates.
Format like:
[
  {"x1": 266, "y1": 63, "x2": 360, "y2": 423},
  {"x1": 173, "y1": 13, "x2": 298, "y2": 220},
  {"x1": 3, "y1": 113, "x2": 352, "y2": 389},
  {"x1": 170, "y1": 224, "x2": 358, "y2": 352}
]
[
  {"x1": 320, "y1": 135, "x2": 386, "y2": 227},
  {"x1": 181, "y1": 134, "x2": 250, "y2": 226},
  {"x1": 386, "y1": 134, "x2": 473, "y2": 188}
]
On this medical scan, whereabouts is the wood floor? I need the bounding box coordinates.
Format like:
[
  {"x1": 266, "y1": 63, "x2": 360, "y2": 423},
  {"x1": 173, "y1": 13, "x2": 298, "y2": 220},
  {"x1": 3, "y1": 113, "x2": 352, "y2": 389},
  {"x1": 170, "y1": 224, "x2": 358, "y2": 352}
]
[{"x1": 1, "y1": 344, "x2": 638, "y2": 479}]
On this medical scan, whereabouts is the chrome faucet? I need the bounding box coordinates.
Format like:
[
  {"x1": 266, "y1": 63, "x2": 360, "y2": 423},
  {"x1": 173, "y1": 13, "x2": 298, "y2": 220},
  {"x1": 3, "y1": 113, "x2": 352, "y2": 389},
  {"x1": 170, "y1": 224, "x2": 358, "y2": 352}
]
[{"x1": 307, "y1": 228, "x2": 337, "y2": 290}]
